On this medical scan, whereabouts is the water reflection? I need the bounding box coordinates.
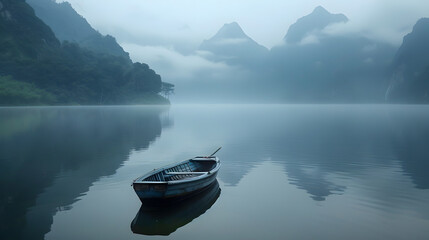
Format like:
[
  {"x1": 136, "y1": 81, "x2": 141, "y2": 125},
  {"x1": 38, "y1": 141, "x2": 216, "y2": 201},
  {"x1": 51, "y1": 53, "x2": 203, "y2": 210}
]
[
  {"x1": 0, "y1": 106, "x2": 169, "y2": 240},
  {"x1": 275, "y1": 105, "x2": 429, "y2": 201},
  {"x1": 388, "y1": 106, "x2": 429, "y2": 189},
  {"x1": 131, "y1": 180, "x2": 221, "y2": 236},
  {"x1": 271, "y1": 106, "x2": 395, "y2": 201},
  {"x1": 211, "y1": 105, "x2": 429, "y2": 201},
  {"x1": 1, "y1": 104, "x2": 429, "y2": 240}
]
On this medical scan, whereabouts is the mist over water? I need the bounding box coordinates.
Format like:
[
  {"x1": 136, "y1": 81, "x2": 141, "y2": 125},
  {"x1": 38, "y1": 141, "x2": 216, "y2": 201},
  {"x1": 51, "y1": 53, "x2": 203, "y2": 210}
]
[{"x1": 1, "y1": 105, "x2": 429, "y2": 239}]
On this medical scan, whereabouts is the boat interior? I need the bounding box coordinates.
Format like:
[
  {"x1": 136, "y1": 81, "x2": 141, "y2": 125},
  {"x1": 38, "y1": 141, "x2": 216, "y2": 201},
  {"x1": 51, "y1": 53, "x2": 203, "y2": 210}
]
[{"x1": 143, "y1": 159, "x2": 217, "y2": 182}]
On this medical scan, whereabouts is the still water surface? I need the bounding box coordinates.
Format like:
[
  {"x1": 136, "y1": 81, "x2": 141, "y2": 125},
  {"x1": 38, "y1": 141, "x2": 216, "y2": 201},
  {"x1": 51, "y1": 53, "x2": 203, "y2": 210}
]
[{"x1": 1, "y1": 104, "x2": 429, "y2": 240}]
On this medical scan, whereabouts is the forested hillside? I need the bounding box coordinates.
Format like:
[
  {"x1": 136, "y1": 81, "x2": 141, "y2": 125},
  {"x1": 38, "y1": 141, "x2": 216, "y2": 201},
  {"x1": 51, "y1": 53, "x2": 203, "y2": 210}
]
[
  {"x1": 0, "y1": 0, "x2": 170, "y2": 105},
  {"x1": 27, "y1": 0, "x2": 130, "y2": 60}
]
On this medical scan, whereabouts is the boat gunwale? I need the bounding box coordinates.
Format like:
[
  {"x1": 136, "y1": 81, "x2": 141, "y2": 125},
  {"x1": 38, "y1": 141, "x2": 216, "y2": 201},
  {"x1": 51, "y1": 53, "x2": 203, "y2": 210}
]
[{"x1": 133, "y1": 157, "x2": 220, "y2": 185}]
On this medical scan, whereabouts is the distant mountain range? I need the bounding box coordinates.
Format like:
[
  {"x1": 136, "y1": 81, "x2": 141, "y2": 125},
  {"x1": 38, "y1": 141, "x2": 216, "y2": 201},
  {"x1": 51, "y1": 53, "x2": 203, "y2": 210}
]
[
  {"x1": 269, "y1": 6, "x2": 396, "y2": 102},
  {"x1": 198, "y1": 6, "x2": 428, "y2": 103}
]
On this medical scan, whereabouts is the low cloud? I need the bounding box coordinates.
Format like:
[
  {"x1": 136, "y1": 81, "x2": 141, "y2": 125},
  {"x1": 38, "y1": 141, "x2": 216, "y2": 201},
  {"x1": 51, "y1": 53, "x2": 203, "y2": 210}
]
[
  {"x1": 362, "y1": 44, "x2": 378, "y2": 53},
  {"x1": 299, "y1": 34, "x2": 320, "y2": 45},
  {"x1": 321, "y1": 0, "x2": 429, "y2": 46},
  {"x1": 121, "y1": 43, "x2": 234, "y2": 82},
  {"x1": 363, "y1": 57, "x2": 374, "y2": 64},
  {"x1": 121, "y1": 43, "x2": 256, "y2": 103},
  {"x1": 213, "y1": 38, "x2": 249, "y2": 45},
  {"x1": 321, "y1": 21, "x2": 407, "y2": 46}
]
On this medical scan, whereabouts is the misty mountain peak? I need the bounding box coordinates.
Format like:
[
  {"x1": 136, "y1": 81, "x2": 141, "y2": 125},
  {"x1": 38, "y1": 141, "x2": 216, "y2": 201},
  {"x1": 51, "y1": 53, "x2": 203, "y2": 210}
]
[
  {"x1": 199, "y1": 21, "x2": 268, "y2": 67},
  {"x1": 212, "y1": 22, "x2": 249, "y2": 40},
  {"x1": 284, "y1": 6, "x2": 348, "y2": 44},
  {"x1": 411, "y1": 18, "x2": 429, "y2": 35},
  {"x1": 313, "y1": 5, "x2": 329, "y2": 14}
]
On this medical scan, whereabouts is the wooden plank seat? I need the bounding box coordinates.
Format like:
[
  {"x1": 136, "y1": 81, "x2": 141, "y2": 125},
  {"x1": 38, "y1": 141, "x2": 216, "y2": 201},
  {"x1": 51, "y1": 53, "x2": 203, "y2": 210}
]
[{"x1": 166, "y1": 172, "x2": 207, "y2": 175}]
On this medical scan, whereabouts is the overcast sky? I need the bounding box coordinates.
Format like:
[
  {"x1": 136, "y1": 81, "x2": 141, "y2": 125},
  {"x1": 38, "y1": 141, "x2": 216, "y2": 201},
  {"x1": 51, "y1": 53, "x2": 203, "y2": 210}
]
[
  {"x1": 63, "y1": 0, "x2": 429, "y2": 48},
  {"x1": 60, "y1": 0, "x2": 429, "y2": 86}
]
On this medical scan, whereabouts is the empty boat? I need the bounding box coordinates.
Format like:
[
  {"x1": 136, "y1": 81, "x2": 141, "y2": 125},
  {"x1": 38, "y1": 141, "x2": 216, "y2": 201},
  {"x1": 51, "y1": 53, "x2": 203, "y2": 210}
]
[{"x1": 132, "y1": 147, "x2": 221, "y2": 202}]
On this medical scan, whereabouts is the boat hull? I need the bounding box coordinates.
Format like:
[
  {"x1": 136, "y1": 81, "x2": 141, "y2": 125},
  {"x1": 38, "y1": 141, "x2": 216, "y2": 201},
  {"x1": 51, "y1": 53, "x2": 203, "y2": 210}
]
[{"x1": 133, "y1": 171, "x2": 218, "y2": 203}]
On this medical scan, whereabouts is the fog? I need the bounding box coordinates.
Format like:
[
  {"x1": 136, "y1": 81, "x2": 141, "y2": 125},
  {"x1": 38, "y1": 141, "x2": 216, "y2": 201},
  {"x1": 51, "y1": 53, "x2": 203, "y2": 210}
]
[{"x1": 59, "y1": 0, "x2": 429, "y2": 103}]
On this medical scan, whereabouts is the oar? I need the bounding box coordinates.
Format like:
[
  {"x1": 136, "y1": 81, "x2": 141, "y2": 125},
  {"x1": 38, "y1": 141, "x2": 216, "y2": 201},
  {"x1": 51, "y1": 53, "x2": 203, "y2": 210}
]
[{"x1": 209, "y1": 147, "x2": 222, "y2": 157}]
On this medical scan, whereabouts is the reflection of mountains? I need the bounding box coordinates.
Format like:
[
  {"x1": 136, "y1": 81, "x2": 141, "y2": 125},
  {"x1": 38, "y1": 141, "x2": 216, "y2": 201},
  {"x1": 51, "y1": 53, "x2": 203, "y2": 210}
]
[
  {"x1": 131, "y1": 180, "x2": 221, "y2": 236},
  {"x1": 0, "y1": 106, "x2": 170, "y2": 240},
  {"x1": 217, "y1": 105, "x2": 429, "y2": 201}
]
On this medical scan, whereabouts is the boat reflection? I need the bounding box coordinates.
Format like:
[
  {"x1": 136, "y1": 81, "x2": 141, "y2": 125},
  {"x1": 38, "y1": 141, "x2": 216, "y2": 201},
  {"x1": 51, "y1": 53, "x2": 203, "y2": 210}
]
[{"x1": 130, "y1": 180, "x2": 221, "y2": 236}]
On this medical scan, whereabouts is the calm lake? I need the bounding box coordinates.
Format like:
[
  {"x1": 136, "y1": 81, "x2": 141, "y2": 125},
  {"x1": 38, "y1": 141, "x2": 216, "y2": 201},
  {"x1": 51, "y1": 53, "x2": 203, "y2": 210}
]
[{"x1": 1, "y1": 104, "x2": 429, "y2": 240}]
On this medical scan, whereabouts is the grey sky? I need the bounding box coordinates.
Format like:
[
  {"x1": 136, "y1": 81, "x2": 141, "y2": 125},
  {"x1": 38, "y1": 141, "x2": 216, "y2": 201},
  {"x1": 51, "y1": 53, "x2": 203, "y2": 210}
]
[
  {"x1": 63, "y1": 0, "x2": 429, "y2": 48},
  {"x1": 60, "y1": 0, "x2": 429, "y2": 86}
]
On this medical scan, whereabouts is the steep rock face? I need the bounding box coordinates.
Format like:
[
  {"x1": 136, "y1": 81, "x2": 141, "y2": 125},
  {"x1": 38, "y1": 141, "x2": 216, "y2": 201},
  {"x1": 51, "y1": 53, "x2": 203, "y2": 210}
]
[
  {"x1": 393, "y1": 18, "x2": 429, "y2": 72},
  {"x1": 284, "y1": 6, "x2": 348, "y2": 44},
  {"x1": 387, "y1": 18, "x2": 429, "y2": 102},
  {"x1": 27, "y1": 0, "x2": 130, "y2": 60},
  {"x1": 199, "y1": 22, "x2": 268, "y2": 67}
]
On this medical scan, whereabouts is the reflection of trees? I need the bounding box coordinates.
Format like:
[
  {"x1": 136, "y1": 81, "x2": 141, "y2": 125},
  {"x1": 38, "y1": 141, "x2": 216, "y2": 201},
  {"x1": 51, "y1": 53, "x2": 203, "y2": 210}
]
[{"x1": 0, "y1": 106, "x2": 169, "y2": 240}]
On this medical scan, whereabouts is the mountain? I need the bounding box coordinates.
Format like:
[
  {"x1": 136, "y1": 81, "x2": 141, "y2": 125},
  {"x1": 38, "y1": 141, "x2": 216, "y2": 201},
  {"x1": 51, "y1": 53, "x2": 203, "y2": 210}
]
[
  {"x1": 0, "y1": 0, "x2": 168, "y2": 105},
  {"x1": 393, "y1": 18, "x2": 429, "y2": 72},
  {"x1": 0, "y1": 0, "x2": 59, "y2": 57},
  {"x1": 386, "y1": 18, "x2": 429, "y2": 102},
  {"x1": 284, "y1": 6, "x2": 348, "y2": 44},
  {"x1": 27, "y1": 0, "x2": 130, "y2": 60},
  {"x1": 269, "y1": 6, "x2": 396, "y2": 102},
  {"x1": 0, "y1": 0, "x2": 61, "y2": 103},
  {"x1": 192, "y1": 7, "x2": 397, "y2": 103},
  {"x1": 199, "y1": 22, "x2": 269, "y2": 67}
]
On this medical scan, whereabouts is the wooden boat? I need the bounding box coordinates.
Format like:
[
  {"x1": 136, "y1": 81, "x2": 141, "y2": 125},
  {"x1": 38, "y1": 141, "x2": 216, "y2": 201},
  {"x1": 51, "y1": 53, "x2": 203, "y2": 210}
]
[{"x1": 132, "y1": 147, "x2": 221, "y2": 203}]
